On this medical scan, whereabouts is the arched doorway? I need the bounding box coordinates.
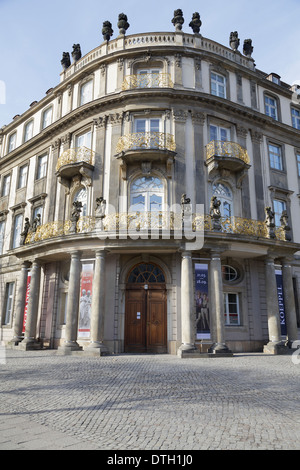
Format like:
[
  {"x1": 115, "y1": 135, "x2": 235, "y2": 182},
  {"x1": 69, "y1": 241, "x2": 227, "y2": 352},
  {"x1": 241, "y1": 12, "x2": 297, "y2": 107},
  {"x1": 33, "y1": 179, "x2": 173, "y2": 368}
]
[{"x1": 125, "y1": 263, "x2": 167, "y2": 353}]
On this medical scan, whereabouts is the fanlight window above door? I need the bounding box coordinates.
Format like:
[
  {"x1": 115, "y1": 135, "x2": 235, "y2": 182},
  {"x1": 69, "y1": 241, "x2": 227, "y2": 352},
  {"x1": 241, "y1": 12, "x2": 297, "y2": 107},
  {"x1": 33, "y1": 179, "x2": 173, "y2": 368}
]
[{"x1": 127, "y1": 264, "x2": 165, "y2": 283}]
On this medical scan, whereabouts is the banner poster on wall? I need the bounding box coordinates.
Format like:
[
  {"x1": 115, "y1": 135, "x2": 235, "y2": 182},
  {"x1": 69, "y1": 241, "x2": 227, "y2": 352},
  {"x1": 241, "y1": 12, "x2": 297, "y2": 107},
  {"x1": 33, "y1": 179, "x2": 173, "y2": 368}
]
[
  {"x1": 195, "y1": 263, "x2": 210, "y2": 339},
  {"x1": 275, "y1": 269, "x2": 287, "y2": 336},
  {"x1": 22, "y1": 272, "x2": 31, "y2": 334},
  {"x1": 78, "y1": 263, "x2": 93, "y2": 338}
]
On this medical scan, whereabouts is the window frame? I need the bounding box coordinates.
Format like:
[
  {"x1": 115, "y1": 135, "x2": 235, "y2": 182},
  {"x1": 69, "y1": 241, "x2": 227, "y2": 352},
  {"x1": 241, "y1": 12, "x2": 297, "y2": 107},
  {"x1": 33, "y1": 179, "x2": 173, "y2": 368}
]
[
  {"x1": 79, "y1": 78, "x2": 94, "y2": 106},
  {"x1": 291, "y1": 107, "x2": 300, "y2": 130},
  {"x1": 273, "y1": 199, "x2": 287, "y2": 227},
  {"x1": 41, "y1": 106, "x2": 53, "y2": 130},
  {"x1": 17, "y1": 164, "x2": 29, "y2": 189},
  {"x1": 224, "y1": 292, "x2": 240, "y2": 326},
  {"x1": 264, "y1": 93, "x2": 279, "y2": 121},
  {"x1": 1, "y1": 173, "x2": 11, "y2": 198},
  {"x1": 213, "y1": 182, "x2": 233, "y2": 218},
  {"x1": 129, "y1": 175, "x2": 165, "y2": 213},
  {"x1": 36, "y1": 153, "x2": 48, "y2": 180},
  {"x1": 12, "y1": 213, "x2": 23, "y2": 249},
  {"x1": 0, "y1": 220, "x2": 5, "y2": 255},
  {"x1": 7, "y1": 132, "x2": 17, "y2": 153},
  {"x1": 3, "y1": 282, "x2": 15, "y2": 326},
  {"x1": 210, "y1": 71, "x2": 227, "y2": 99},
  {"x1": 297, "y1": 153, "x2": 300, "y2": 177},
  {"x1": 268, "y1": 142, "x2": 283, "y2": 171},
  {"x1": 23, "y1": 119, "x2": 34, "y2": 143}
]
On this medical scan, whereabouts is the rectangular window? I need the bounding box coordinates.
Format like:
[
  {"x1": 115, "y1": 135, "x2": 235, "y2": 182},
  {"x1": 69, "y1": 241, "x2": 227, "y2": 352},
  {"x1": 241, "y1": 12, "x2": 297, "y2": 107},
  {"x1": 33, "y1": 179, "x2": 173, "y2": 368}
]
[
  {"x1": 273, "y1": 199, "x2": 286, "y2": 227},
  {"x1": 224, "y1": 293, "x2": 240, "y2": 325},
  {"x1": 33, "y1": 205, "x2": 43, "y2": 224},
  {"x1": 209, "y1": 124, "x2": 229, "y2": 142},
  {"x1": 36, "y1": 154, "x2": 48, "y2": 179},
  {"x1": 297, "y1": 154, "x2": 300, "y2": 177},
  {"x1": 268, "y1": 143, "x2": 283, "y2": 171},
  {"x1": 75, "y1": 130, "x2": 92, "y2": 149},
  {"x1": 292, "y1": 108, "x2": 300, "y2": 130},
  {"x1": 134, "y1": 118, "x2": 161, "y2": 149},
  {"x1": 0, "y1": 220, "x2": 5, "y2": 254},
  {"x1": 1, "y1": 174, "x2": 11, "y2": 197},
  {"x1": 211, "y1": 72, "x2": 226, "y2": 99},
  {"x1": 3, "y1": 282, "x2": 15, "y2": 325},
  {"x1": 8, "y1": 132, "x2": 17, "y2": 153},
  {"x1": 24, "y1": 120, "x2": 34, "y2": 142},
  {"x1": 42, "y1": 107, "x2": 52, "y2": 129},
  {"x1": 265, "y1": 95, "x2": 278, "y2": 120},
  {"x1": 12, "y1": 214, "x2": 23, "y2": 249},
  {"x1": 137, "y1": 69, "x2": 160, "y2": 88},
  {"x1": 80, "y1": 80, "x2": 93, "y2": 106},
  {"x1": 18, "y1": 165, "x2": 28, "y2": 189}
]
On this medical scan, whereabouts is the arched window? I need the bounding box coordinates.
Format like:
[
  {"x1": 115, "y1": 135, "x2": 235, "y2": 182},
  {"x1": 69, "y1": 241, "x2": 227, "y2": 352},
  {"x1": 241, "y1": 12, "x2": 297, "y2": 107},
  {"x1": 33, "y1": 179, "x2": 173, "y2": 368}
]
[
  {"x1": 74, "y1": 187, "x2": 87, "y2": 216},
  {"x1": 213, "y1": 182, "x2": 233, "y2": 218},
  {"x1": 127, "y1": 263, "x2": 165, "y2": 283},
  {"x1": 130, "y1": 176, "x2": 164, "y2": 212}
]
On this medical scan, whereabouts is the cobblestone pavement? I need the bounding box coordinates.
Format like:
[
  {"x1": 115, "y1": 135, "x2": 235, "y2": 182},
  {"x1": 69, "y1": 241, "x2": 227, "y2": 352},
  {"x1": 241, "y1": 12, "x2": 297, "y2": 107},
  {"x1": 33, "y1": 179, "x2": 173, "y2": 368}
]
[{"x1": 0, "y1": 349, "x2": 299, "y2": 451}]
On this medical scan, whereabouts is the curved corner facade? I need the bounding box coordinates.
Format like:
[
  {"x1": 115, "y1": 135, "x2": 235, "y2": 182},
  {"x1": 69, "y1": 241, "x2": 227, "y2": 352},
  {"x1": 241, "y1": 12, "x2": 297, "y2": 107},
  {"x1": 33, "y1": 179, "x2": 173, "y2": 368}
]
[{"x1": 0, "y1": 24, "x2": 300, "y2": 356}]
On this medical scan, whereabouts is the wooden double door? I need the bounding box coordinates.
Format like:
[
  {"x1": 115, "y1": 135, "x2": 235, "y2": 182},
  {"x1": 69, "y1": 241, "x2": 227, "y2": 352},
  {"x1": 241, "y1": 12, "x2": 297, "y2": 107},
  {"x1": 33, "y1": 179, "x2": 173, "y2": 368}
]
[{"x1": 125, "y1": 286, "x2": 167, "y2": 353}]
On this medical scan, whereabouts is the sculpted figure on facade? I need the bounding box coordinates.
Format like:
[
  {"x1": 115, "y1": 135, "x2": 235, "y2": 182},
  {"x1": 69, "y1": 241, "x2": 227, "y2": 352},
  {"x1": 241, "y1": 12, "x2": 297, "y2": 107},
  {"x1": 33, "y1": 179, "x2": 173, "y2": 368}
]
[
  {"x1": 280, "y1": 210, "x2": 292, "y2": 241},
  {"x1": 102, "y1": 21, "x2": 114, "y2": 42},
  {"x1": 95, "y1": 197, "x2": 106, "y2": 231},
  {"x1": 117, "y1": 13, "x2": 130, "y2": 35},
  {"x1": 70, "y1": 201, "x2": 82, "y2": 233},
  {"x1": 229, "y1": 31, "x2": 240, "y2": 51},
  {"x1": 243, "y1": 39, "x2": 253, "y2": 57},
  {"x1": 210, "y1": 196, "x2": 222, "y2": 231},
  {"x1": 172, "y1": 9, "x2": 184, "y2": 31},
  {"x1": 189, "y1": 12, "x2": 202, "y2": 34},
  {"x1": 71, "y1": 44, "x2": 82, "y2": 62},
  {"x1": 265, "y1": 206, "x2": 276, "y2": 239},
  {"x1": 31, "y1": 214, "x2": 41, "y2": 233},
  {"x1": 61, "y1": 52, "x2": 71, "y2": 70},
  {"x1": 20, "y1": 217, "x2": 30, "y2": 245}
]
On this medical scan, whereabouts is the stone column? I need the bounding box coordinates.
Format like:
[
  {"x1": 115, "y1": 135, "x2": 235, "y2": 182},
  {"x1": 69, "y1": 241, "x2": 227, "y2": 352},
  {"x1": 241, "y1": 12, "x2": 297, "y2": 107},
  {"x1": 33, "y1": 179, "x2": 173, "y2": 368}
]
[
  {"x1": 178, "y1": 251, "x2": 197, "y2": 356},
  {"x1": 60, "y1": 251, "x2": 82, "y2": 352},
  {"x1": 208, "y1": 250, "x2": 232, "y2": 355},
  {"x1": 263, "y1": 255, "x2": 285, "y2": 354},
  {"x1": 251, "y1": 131, "x2": 265, "y2": 221},
  {"x1": 19, "y1": 260, "x2": 41, "y2": 350},
  {"x1": 281, "y1": 258, "x2": 299, "y2": 348},
  {"x1": 88, "y1": 250, "x2": 109, "y2": 355},
  {"x1": 11, "y1": 261, "x2": 30, "y2": 344}
]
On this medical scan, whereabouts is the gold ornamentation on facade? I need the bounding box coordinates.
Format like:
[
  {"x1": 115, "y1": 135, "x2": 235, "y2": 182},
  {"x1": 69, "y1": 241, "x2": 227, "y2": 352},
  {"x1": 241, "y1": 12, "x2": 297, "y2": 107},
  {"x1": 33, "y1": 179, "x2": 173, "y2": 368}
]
[
  {"x1": 122, "y1": 73, "x2": 174, "y2": 91},
  {"x1": 206, "y1": 140, "x2": 250, "y2": 164},
  {"x1": 55, "y1": 147, "x2": 95, "y2": 172},
  {"x1": 116, "y1": 132, "x2": 176, "y2": 154}
]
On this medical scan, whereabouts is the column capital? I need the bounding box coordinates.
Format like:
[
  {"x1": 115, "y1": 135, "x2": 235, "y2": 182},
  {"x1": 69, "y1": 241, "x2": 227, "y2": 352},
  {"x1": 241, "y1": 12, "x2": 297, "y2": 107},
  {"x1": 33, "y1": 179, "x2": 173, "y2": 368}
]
[
  {"x1": 95, "y1": 248, "x2": 107, "y2": 258},
  {"x1": 70, "y1": 250, "x2": 81, "y2": 259}
]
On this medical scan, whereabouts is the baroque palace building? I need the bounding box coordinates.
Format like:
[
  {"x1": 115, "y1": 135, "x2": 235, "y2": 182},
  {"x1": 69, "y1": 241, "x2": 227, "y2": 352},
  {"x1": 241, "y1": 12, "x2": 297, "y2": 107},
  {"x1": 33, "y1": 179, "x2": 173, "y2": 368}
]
[{"x1": 1, "y1": 10, "x2": 300, "y2": 356}]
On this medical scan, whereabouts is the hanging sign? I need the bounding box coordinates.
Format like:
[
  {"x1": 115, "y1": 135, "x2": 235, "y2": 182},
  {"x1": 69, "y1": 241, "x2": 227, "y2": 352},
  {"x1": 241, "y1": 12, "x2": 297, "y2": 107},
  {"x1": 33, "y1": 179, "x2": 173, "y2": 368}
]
[
  {"x1": 275, "y1": 269, "x2": 287, "y2": 336},
  {"x1": 78, "y1": 263, "x2": 93, "y2": 338},
  {"x1": 22, "y1": 272, "x2": 31, "y2": 334},
  {"x1": 195, "y1": 263, "x2": 210, "y2": 339}
]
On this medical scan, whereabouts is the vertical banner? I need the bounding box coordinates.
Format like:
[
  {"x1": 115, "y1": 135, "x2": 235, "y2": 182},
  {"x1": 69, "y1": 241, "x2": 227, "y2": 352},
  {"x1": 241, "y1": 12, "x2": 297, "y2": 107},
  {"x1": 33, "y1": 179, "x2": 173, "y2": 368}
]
[
  {"x1": 195, "y1": 263, "x2": 210, "y2": 339},
  {"x1": 22, "y1": 272, "x2": 31, "y2": 333},
  {"x1": 275, "y1": 269, "x2": 287, "y2": 336},
  {"x1": 78, "y1": 263, "x2": 93, "y2": 338}
]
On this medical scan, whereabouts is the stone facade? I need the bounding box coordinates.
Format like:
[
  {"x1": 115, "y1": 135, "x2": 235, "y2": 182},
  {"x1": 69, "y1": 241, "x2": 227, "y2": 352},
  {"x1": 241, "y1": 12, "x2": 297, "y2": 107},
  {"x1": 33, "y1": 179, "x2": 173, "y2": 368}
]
[{"x1": 0, "y1": 14, "x2": 300, "y2": 356}]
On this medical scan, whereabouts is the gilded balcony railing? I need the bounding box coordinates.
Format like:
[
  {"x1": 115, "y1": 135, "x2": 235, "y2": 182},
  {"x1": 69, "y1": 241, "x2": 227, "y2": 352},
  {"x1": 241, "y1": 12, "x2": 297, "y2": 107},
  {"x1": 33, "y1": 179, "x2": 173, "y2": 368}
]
[
  {"x1": 24, "y1": 213, "x2": 286, "y2": 244},
  {"x1": 122, "y1": 73, "x2": 174, "y2": 91},
  {"x1": 206, "y1": 140, "x2": 250, "y2": 165},
  {"x1": 116, "y1": 132, "x2": 176, "y2": 154},
  {"x1": 56, "y1": 146, "x2": 95, "y2": 172}
]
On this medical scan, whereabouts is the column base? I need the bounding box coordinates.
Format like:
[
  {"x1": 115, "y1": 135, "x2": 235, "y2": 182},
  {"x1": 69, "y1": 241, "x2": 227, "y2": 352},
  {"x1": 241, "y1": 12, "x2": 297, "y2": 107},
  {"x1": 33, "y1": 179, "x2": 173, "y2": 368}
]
[
  {"x1": 86, "y1": 342, "x2": 110, "y2": 356},
  {"x1": 263, "y1": 341, "x2": 289, "y2": 355},
  {"x1": 18, "y1": 338, "x2": 42, "y2": 351},
  {"x1": 58, "y1": 341, "x2": 82, "y2": 355},
  {"x1": 208, "y1": 342, "x2": 233, "y2": 356}
]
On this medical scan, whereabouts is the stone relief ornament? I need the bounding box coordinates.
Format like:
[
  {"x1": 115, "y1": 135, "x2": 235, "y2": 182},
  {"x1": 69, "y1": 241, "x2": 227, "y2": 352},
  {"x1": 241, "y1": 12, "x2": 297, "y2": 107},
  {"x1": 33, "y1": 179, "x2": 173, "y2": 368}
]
[
  {"x1": 71, "y1": 44, "x2": 81, "y2": 62},
  {"x1": 243, "y1": 39, "x2": 253, "y2": 57},
  {"x1": 189, "y1": 12, "x2": 202, "y2": 34},
  {"x1": 61, "y1": 52, "x2": 71, "y2": 70},
  {"x1": 117, "y1": 13, "x2": 130, "y2": 35},
  {"x1": 102, "y1": 21, "x2": 114, "y2": 42},
  {"x1": 229, "y1": 32, "x2": 240, "y2": 51},
  {"x1": 171, "y1": 9, "x2": 184, "y2": 31}
]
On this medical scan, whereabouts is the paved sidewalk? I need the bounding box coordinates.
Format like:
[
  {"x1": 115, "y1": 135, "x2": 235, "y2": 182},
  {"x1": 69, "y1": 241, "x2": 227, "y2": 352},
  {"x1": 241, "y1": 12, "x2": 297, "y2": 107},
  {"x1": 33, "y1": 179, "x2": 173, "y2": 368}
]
[{"x1": 0, "y1": 349, "x2": 299, "y2": 450}]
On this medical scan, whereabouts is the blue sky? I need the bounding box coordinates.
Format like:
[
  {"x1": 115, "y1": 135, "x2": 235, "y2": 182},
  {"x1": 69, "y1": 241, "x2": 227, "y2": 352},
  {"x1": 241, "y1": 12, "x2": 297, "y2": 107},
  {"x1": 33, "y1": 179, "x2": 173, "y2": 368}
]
[{"x1": 1, "y1": 0, "x2": 300, "y2": 128}]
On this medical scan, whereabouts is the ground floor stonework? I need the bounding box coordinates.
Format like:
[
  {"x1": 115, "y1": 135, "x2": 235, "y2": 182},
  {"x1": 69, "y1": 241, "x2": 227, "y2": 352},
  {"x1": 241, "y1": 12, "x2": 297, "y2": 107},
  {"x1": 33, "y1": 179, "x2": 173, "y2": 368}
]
[{"x1": 1, "y1": 243, "x2": 300, "y2": 356}]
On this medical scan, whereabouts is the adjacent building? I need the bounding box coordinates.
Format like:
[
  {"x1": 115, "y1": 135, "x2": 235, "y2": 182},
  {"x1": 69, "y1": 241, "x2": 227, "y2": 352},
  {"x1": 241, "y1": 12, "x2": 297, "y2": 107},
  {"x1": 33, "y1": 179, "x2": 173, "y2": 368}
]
[{"x1": 1, "y1": 10, "x2": 299, "y2": 356}]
